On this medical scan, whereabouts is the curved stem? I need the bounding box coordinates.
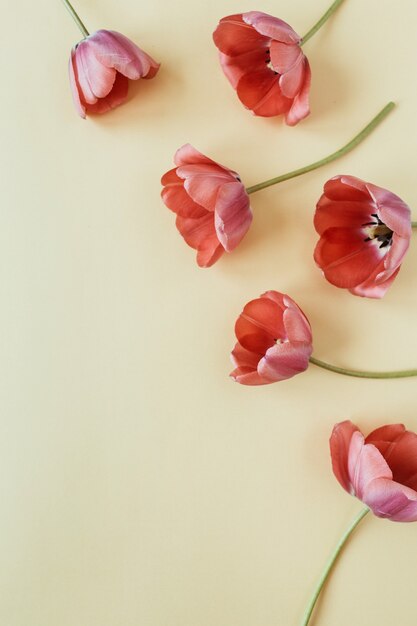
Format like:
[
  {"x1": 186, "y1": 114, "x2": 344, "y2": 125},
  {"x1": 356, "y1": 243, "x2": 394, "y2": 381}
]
[
  {"x1": 309, "y1": 356, "x2": 417, "y2": 379},
  {"x1": 245, "y1": 102, "x2": 395, "y2": 195},
  {"x1": 301, "y1": 507, "x2": 369, "y2": 626},
  {"x1": 61, "y1": 0, "x2": 90, "y2": 38},
  {"x1": 301, "y1": 0, "x2": 346, "y2": 46}
]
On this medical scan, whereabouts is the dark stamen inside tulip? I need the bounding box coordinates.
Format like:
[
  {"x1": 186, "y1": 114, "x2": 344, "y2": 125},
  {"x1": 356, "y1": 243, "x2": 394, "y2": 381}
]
[{"x1": 362, "y1": 213, "x2": 393, "y2": 248}]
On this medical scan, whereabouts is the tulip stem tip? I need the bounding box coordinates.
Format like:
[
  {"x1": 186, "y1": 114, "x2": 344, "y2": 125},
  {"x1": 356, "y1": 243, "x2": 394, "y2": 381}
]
[
  {"x1": 309, "y1": 355, "x2": 417, "y2": 379},
  {"x1": 245, "y1": 102, "x2": 395, "y2": 195},
  {"x1": 61, "y1": 0, "x2": 89, "y2": 38},
  {"x1": 301, "y1": 0, "x2": 346, "y2": 46},
  {"x1": 300, "y1": 507, "x2": 369, "y2": 626}
]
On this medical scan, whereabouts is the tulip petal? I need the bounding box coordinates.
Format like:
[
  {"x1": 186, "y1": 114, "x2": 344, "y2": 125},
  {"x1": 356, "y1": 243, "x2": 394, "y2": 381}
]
[
  {"x1": 363, "y1": 478, "x2": 417, "y2": 522},
  {"x1": 214, "y1": 182, "x2": 252, "y2": 252},
  {"x1": 366, "y1": 183, "x2": 412, "y2": 237},
  {"x1": 349, "y1": 437, "x2": 393, "y2": 500},
  {"x1": 68, "y1": 51, "x2": 87, "y2": 118},
  {"x1": 179, "y1": 165, "x2": 235, "y2": 211},
  {"x1": 330, "y1": 421, "x2": 360, "y2": 494},
  {"x1": 218, "y1": 49, "x2": 268, "y2": 89},
  {"x1": 366, "y1": 426, "x2": 417, "y2": 492},
  {"x1": 237, "y1": 69, "x2": 292, "y2": 117},
  {"x1": 83, "y1": 73, "x2": 128, "y2": 114},
  {"x1": 213, "y1": 14, "x2": 267, "y2": 56},
  {"x1": 75, "y1": 38, "x2": 116, "y2": 100},
  {"x1": 243, "y1": 12, "x2": 300, "y2": 44},
  {"x1": 89, "y1": 30, "x2": 159, "y2": 80},
  {"x1": 285, "y1": 58, "x2": 311, "y2": 126},
  {"x1": 258, "y1": 340, "x2": 311, "y2": 382}
]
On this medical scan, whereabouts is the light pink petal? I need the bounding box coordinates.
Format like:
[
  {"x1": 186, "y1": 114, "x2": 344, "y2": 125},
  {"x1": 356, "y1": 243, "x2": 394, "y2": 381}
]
[
  {"x1": 243, "y1": 12, "x2": 300, "y2": 44},
  {"x1": 230, "y1": 366, "x2": 270, "y2": 385},
  {"x1": 349, "y1": 264, "x2": 399, "y2": 299},
  {"x1": 213, "y1": 14, "x2": 267, "y2": 56},
  {"x1": 75, "y1": 38, "x2": 116, "y2": 100},
  {"x1": 68, "y1": 50, "x2": 86, "y2": 118},
  {"x1": 329, "y1": 421, "x2": 360, "y2": 494},
  {"x1": 366, "y1": 183, "x2": 412, "y2": 237},
  {"x1": 178, "y1": 164, "x2": 236, "y2": 212},
  {"x1": 282, "y1": 299, "x2": 312, "y2": 343},
  {"x1": 363, "y1": 478, "x2": 417, "y2": 522},
  {"x1": 88, "y1": 30, "x2": 159, "y2": 80},
  {"x1": 82, "y1": 72, "x2": 128, "y2": 114},
  {"x1": 285, "y1": 58, "x2": 311, "y2": 126},
  {"x1": 382, "y1": 233, "x2": 410, "y2": 271},
  {"x1": 258, "y1": 340, "x2": 311, "y2": 382},
  {"x1": 348, "y1": 437, "x2": 393, "y2": 500},
  {"x1": 174, "y1": 144, "x2": 224, "y2": 168},
  {"x1": 237, "y1": 69, "x2": 292, "y2": 117},
  {"x1": 270, "y1": 40, "x2": 303, "y2": 74},
  {"x1": 214, "y1": 182, "x2": 252, "y2": 252},
  {"x1": 278, "y1": 54, "x2": 305, "y2": 99}
]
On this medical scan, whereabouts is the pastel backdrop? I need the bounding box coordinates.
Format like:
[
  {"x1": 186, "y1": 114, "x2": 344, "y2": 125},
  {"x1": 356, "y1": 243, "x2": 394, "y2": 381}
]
[{"x1": 1, "y1": 0, "x2": 416, "y2": 624}]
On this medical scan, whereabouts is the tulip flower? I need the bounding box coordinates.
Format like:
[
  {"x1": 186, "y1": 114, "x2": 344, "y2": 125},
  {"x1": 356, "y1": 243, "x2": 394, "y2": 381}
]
[
  {"x1": 330, "y1": 420, "x2": 417, "y2": 521},
  {"x1": 61, "y1": 0, "x2": 159, "y2": 117},
  {"x1": 230, "y1": 291, "x2": 313, "y2": 385},
  {"x1": 162, "y1": 104, "x2": 395, "y2": 265},
  {"x1": 299, "y1": 420, "x2": 417, "y2": 626},
  {"x1": 314, "y1": 176, "x2": 412, "y2": 297},
  {"x1": 161, "y1": 144, "x2": 253, "y2": 267},
  {"x1": 230, "y1": 291, "x2": 417, "y2": 386},
  {"x1": 212, "y1": 0, "x2": 345, "y2": 124}
]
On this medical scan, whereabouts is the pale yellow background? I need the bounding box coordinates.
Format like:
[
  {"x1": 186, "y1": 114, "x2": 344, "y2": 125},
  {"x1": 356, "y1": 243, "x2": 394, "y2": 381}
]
[{"x1": 1, "y1": 0, "x2": 417, "y2": 624}]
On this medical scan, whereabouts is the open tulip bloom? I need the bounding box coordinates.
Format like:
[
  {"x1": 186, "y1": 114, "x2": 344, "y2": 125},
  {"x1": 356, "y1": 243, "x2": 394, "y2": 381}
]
[
  {"x1": 299, "y1": 421, "x2": 417, "y2": 626},
  {"x1": 230, "y1": 290, "x2": 417, "y2": 385},
  {"x1": 212, "y1": 0, "x2": 345, "y2": 124},
  {"x1": 61, "y1": 0, "x2": 159, "y2": 117},
  {"x1": 161, "y1": 103, "x2": 395, "y2": 266},
  {"x1": 314, "y1": 176, "x2": 416, "y2": 297}
]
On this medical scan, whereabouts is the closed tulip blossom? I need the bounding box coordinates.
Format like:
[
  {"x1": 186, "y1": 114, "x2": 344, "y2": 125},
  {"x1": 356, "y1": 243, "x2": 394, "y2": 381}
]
[
  {"x1": 314, "y1": 176, "x2": 412, "y2": 298},
  {"x1": 212, "y1": 1, "x2": 346, "y2": 124},
  {"x1": 230, "y1": 291, "x2": 313, "y2": 385},
  {"x1": 69, "y1": 30, "x2": 160, "y2": 118},
  {"x1": 300, "y1": 420, "x2": 417, "y2": 626},
  {"x1": 331, "y1": 420, "x2": 417, "y2": 521},
  {"x1": 213, "y1": 12, "x2": 311, "y2": 124},
  {"x1": 161, "y1": 144, "x2": 252, "y2": 267}
]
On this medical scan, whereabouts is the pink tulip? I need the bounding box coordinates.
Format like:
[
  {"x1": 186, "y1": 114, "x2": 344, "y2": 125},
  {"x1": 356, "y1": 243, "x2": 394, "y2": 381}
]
[
  {"x1": 69, "y1": 30, "x2": 160, "y2": 118},
  {"x1": 230, "y1": 291, "x2": 313, "y2": 385},
  {"x1": 161, "y1": 144, "x2": 253, "y2": 267},
  {"x1": 330, "y1": 421, "x2": 417, "y2": 522},
  {"x1": 213, "y1": 11, "x2": 311, "y2": 125},
  {"x1": 314, "y1": 176, "x2": 411, "y2": 298}
]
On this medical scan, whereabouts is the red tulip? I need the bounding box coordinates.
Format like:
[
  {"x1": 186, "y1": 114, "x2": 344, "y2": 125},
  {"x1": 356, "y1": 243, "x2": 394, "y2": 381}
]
[
  {"x1": 314, "y1": 176, "x2": 411, "y2": 298},
  {"x1": 330, "y1": 421, "x2": 417, "y2": 522},
  {"x1": 230, "y1": 291, "x2": 313, "y2": 385},
  {"x1": 213, "y1": 11, "x2": 311, "y2": 125},
  {"x1": 69, "y1": 30, "x2": 160, "y2": 118},
  {"x1": 161, "y1": 144, "x2": 253, "y2": 267}
]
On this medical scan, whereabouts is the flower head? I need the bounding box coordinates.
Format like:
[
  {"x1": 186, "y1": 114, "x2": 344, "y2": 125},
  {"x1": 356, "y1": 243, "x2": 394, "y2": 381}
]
[
  {"x1": 161, "y1": 144, "x2": 252, "y2": 267},
  {"x1": 330, "y1": 420, "x2": 417, "y2": 522},
  {"x1": 213, "y1": 11, "x2": 311, "y2": 125},
  {"x1": 314, "y1": 176, "x2": 411, "y2": 298},
  {"x1": 230, "y1": 291, "x2": 313, "y2": 385},
  {"x1": 69, "y1": 30, "x2": 160, "y2": 118}
]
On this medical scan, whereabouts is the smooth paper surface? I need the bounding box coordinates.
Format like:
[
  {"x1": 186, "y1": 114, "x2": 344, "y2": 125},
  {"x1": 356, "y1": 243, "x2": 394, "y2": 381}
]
[{"x1": 1, "y1": 1, "x2": 417, "y2": 624}]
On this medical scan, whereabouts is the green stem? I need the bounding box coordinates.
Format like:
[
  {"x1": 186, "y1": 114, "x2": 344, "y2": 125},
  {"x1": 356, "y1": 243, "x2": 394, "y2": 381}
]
[
  {"x1": 301, "y1": 0, "x2": 346, "y2": 46},
  {"x1": 309, "y1": 356, "x2": 417, "y2": 379},
  {"x1": 61, "y1": 0, "x2": 90, "y2": 38},
  {"x1": 245, "y1": 103, "x2": 395, "y2": 195},
  {"x1": 301, "y1": 507, "x2": 369, "y2": 626},
  {"x1": 412, "y1": 222, "x2": 417, "y2": 229}
]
